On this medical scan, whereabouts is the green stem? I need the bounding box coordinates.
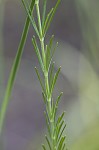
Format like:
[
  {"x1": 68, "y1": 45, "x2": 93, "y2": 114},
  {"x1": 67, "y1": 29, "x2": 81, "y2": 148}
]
[
  {"x1": 35, "y1": 1, "x2": 56, "y2": 149},
  {"x1": 35, "y1": 0, "x2": 45, "y2": 64},
  {"x1": 0, "y1": 0, "x2": 35, "y2": 135}
]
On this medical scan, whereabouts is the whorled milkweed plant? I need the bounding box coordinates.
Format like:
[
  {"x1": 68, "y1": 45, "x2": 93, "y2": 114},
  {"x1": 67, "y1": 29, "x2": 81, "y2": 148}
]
[
  {"x1": 22, "y1": 0, "x2": 67, "y2": 149},
  {"x1": 0, "y1": 0, "x2": 67, "y2": 149}
]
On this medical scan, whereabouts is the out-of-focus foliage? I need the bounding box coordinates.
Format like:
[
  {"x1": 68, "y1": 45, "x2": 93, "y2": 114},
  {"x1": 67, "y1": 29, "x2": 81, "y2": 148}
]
[
  {"x1": 75, "y1": 0, "x2": 99, "y2": 70},
  {"x1": 71, "y1": 122, "x2": 99, "y2": 150},
  {"x1": 69, "y1": 0, "x2": 99, "y2": 149},
  {"x1": 54, "y1": 0, "x2": 99, "y2": 149},
  {"x1": 75, "y1": 0, "x2": 99, "y2": 124}
]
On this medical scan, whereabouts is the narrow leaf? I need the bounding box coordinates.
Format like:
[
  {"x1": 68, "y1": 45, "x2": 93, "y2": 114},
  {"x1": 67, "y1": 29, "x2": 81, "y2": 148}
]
[
  {"x1": 44, "y1": 111, "x2": 51, "y2": 137},
  {"x1": 53, "y1": 92, "x2": 63, "y2": 119},
  {"x1": 48, "y1": 42, "x2": 58, "y2": 72},
  {"x1": 57, "y1": 136, "x2": 66, "y2": 150},
  {"x1": 56, "y1": 112, "x2": 65, "y2": 127},
  {"x1": 56, "y1": 120, "x2": 64, "y2": 139},
  {"x1": 51, "y1": 98, "x2": 54, "y2": 118},
  {"x1": 50, "y1": 66, "x2": 61, "y2": 95},
  {"x1": 22, "y1": 0, "x2": 40, "y2": 38},
  {"x1": 61, "y1": 144, "x2": 66, "y2": 150},
  {"x1": 42, "y1": 0, "x2": 47, "y2": 27},
  {"x1": 51, "y1": 42, "x2": 58, "y2": 59},
  {"x1": 35, "y1": 67, "x2": 45, "y2": 94},
  {"x1": 42, "y1": 8, "x2": 54, "y2": 36},
  {"x1": 49, "y1": 62, "x2": 55, "y2": 88},
  {"x1": 55, "y1": 92, "x2": 63, "y2": 108},
  {"x1": 32, "y1": 36, "x2": 44, "y2": 71},
  {"x1": 58, "y1": 124, "x2": 66, "y2": 142},
  {"x1": 45, "y1": 135, "x2": 52, "y2": 150},
  {"x1": 0, "y1": 0, "x2": 35, "y2": 134},
  {"x1": 44, "y1": 0, "x2": 61, "y2": 35},
  {"x1": 42, "y1": 92, "x2": 46, "y2": 104},
  {"x1": 42, "y1": 144, "x2": 46, "y2": 150},
  {"x1": 46, "y1": 35, "x2": 54, "y2": 71}
]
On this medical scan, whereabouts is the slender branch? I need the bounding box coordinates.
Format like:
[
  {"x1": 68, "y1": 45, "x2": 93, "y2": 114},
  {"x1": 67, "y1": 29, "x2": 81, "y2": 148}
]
[
  {"x1": 35, "y1": 0, "x2": 46, "y2": 66},
  {"x1": 35, "y1": 1, "x2": 57, "y2": 149}
]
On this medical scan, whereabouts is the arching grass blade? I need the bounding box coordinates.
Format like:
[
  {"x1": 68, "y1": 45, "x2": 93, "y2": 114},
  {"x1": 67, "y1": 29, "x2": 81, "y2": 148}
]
[{"x1": 0, "y1": 0, "x2": 35, "y2": 134}]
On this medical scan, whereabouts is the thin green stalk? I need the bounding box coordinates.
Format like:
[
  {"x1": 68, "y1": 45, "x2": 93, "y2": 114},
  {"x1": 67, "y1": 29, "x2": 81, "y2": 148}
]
[
  {"x1": 35, "y1": 0, "x2": 46, "y2": 66},
  {"x1": 0, "y1": 0, "x2": 35, "y2": 134},
  {"x1": 0, "y1": 3, "x2": 6, "y2": 149},
  {"x1": 35, "y1": 1, "x2": 65, "y2": 149},
  {"x1": 35, "y1": 1, "x2": 55, "y2": 148}
]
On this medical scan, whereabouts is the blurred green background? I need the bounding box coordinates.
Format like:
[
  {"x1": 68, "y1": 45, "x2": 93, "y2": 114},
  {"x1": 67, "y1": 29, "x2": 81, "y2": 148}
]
[{"x1": 0, "y1": 0, "x2": 99, "y2": 149}]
